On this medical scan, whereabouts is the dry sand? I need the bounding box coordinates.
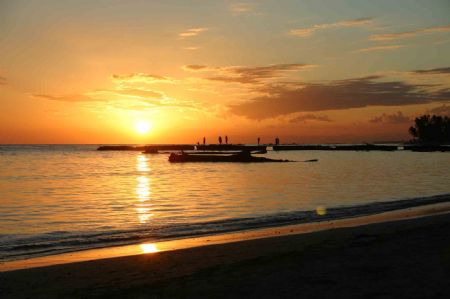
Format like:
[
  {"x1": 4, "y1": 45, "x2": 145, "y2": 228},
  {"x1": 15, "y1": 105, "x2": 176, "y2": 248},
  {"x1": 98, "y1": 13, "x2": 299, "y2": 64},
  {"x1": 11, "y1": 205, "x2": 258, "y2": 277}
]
[{"x1": 1, "y1": 210, "x2": 450, "y2": 298}]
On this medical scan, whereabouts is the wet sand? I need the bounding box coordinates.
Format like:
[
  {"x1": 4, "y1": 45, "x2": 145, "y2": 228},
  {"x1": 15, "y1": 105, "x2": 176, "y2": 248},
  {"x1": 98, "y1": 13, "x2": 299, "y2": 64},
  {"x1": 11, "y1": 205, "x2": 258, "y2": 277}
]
[{"x1": 1, "y1": 209, "x2": 450, "y2": 298}]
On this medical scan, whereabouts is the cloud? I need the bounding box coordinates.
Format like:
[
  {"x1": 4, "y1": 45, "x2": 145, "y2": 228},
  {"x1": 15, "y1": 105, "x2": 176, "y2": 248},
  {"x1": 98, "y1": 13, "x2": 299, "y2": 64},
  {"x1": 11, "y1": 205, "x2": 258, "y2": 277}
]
[
  {"x1": 179, "y1": 28, "x2": 208, "y2": 38},
  {"x1": 290, "y1": 114, "x2": 333, "y2": 123},
  {"x1": 113, "y1": 88, "x2": 164, "y2": 99},
  {"x1": 289, "y1": 17, "x2": 373, "y2": 37},
  {"x1": 412, "y1": 67, "x2": 450, "y2": 75},
  {"x1": 33, "y1": 94, "x2": 102, "y2": 102},
  {"x1": 183, "y1": 65, "x2": 209, "y2": 71},
  {"x1": 0, "y1": 76, "x2": 6, "y2": 85},
  {"x1": 110, "y1": 97, "x2": 199, "y2": 111},
  {"x1": 111, "y1": 73, "x2": 173, "y2": 83},
  {"x1": 428, "y1": 104, "x2": 450, "y2": 115},
  {"x1": 33, "y1": 88, "x2": 164, "y2": 104},
  {"x1": 183, "y1": 46, "x2": 199, "y2": 50},
  {"x1": 206, "y1": 63, "x2": 315, "y2": 84},
  {"x1": 354, "y1": 45, "x2": 405, "y2": 53},
  {"x1": 370, "y1": 24, "x2": 450, "y2": 41},
  {"x1": 34, "y1": 91, "x2": 198, "y2": 113},
  {"x1": 31, "y1": 73, "x2": 201, "y2": 112},
  {"x1": 369, "y1": 111, "x2": 411, "y2": 124},
  {"x1": 229, "y1": 76, "x2": 450, "y2": 120},
  {"x1": 230, "y1": 3, "x2": 256, "y2": 15}
]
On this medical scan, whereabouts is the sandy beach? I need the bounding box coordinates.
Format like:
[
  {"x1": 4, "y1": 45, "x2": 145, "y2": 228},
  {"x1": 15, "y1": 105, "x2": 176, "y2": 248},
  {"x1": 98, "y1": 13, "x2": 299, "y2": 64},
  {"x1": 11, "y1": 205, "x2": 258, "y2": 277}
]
[{"x1": 1, "y1": 208, "x2": 450, "y2": 298}]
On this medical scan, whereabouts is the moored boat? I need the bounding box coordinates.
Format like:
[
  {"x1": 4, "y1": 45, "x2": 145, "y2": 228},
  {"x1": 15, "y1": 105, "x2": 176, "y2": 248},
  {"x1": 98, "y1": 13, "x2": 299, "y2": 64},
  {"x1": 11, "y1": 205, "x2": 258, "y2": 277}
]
[{"x1": 168, "y1": 151, "x2": 292, "y2": 163}]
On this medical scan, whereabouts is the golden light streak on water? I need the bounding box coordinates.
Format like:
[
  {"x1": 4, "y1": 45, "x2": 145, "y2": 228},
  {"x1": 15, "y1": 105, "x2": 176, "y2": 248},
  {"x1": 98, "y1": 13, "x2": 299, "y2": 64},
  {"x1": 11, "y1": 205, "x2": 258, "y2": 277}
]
[
  {"x1": 136, "y1": 176, "x2": 151, "y2": 201},
  {"x1": 136, "y1": 154, "x2": 150, "y2": 172},
  {"x1": 136, "y1": 154, "x2": 152, "y2": 223}
]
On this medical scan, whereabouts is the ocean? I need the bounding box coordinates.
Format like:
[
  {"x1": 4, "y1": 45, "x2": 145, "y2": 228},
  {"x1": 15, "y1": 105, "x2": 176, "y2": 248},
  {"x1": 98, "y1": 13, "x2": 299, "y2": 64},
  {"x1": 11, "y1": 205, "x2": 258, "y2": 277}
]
[{"x1": 1, "y1": 145, "x2": 449, "y2": 262}]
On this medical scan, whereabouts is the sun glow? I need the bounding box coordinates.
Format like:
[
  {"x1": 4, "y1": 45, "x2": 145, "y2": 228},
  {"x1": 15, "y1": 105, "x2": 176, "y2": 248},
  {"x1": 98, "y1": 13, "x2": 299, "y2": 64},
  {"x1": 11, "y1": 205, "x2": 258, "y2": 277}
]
[{"x1": 135, "y1": 121, "x2": 152, "y2": 134}]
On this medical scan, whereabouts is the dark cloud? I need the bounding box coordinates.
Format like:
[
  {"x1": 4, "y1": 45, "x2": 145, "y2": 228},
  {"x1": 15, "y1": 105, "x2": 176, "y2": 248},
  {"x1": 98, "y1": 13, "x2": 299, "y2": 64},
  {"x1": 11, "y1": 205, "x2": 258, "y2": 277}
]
[
  {"x1": 412, "y1": 67, "x2": 450, "y2": 75},
  {"x1": 229, "y1": 76, "x2": 450, "y2": 119},
  {"x1": 183, "y1": 65, "x2": 208, "y2": 71},
  {"x1": 290, "y1": 114, "x2": 333, "y2": 123},
  {"x1": 208, "y1": 75, "x2": 257, "y2": 84},
  {"x1": 428, "y1": 104, "x2": 450, "y2": 115},
  {"x1": 369, "y1": 111, "x2": 411, "y2": 124},
  {"x1": 208, "y1": 63, "x2": 314, "y2": 84}
]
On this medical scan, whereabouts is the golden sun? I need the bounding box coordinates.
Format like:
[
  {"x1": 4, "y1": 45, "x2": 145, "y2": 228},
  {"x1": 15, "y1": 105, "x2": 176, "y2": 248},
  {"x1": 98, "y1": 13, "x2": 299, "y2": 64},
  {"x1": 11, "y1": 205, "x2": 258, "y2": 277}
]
[{"x1": 135, "y1": 121, "x2": 152, "y2": 134}]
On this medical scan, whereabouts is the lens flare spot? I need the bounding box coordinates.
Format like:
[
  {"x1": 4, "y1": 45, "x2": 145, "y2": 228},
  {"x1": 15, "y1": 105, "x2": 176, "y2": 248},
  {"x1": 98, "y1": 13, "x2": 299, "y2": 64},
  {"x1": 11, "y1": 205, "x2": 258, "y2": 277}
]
[{"x1": 316, "y1": 205, "x2": 327, "y2": 216}]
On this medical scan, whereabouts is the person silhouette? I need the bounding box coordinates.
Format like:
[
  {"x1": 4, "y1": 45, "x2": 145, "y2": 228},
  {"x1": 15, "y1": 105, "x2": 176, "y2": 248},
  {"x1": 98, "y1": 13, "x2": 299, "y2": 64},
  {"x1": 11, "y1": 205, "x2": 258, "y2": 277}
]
[
  {"x1": 219, "y1": 136, "x2": 222, "y2": 145},
  {"x1": 225, "y1": 135, "x2": 228, "y2": 144},
  {"x1": 257, "y1": 137, "x2": 260, "y2": 145},
  {"x1": 203, "y1": 137, "x2": 206, "y2": 145}
]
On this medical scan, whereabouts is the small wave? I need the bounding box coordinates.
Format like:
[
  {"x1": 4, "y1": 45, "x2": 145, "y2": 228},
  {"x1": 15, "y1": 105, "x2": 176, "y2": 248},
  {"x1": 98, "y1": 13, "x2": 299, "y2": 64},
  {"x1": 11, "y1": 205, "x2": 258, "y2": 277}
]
[{"x1": 1, "y1": 193, "x2": 449, "y2": 262}]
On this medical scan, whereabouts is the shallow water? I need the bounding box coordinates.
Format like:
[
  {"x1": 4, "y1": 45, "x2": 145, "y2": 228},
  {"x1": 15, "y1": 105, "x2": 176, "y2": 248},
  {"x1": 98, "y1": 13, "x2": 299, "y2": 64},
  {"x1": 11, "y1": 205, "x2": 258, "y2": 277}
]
[{"x1": 1, "y1": 145, "x2": 449, "y2": 261}]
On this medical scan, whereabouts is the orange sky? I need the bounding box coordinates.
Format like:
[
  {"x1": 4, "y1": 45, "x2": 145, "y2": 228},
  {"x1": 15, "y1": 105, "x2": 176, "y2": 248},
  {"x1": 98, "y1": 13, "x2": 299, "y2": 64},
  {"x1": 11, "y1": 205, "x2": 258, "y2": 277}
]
[{"x1": 1, "y1": 1, "x2": 449, "y2": 144}]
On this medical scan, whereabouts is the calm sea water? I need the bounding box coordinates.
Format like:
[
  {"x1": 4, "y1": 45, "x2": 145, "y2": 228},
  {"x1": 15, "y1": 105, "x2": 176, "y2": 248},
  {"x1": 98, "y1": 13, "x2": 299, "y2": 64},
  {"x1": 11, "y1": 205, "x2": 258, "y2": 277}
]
[{"x1": 1, "y1": 145, "x2": 449, "y2": 262}]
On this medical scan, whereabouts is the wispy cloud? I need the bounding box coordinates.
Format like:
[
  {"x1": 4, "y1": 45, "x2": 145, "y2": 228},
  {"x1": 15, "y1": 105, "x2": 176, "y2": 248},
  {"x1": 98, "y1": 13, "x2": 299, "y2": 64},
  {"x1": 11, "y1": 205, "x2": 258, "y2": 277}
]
[
  {"x1": 109, "y1": 88, "x2": 164, "y2": 99},
  {"x1": 179, "y1": 27, "x2": 208, "y2": 38},
  {"x1": 370, "y1": 24, "x2": 450, "y2": 41},
  {"x1": 33, "y1": 75, "x2": 201, "y2": 113},
  {"x1": 34, "y1": 89, "x2": 198, "y2": 112},
  {"x1": 230, "y1": 3, "x2": 256, "y2": 15},
  {"x1": 369, "y1": 111, "x2": 411, "y2": 124},
  {"x1": 428, "y1": 104, "x2": 450, "y2": 115},
  {"x1": 289, "y1": 17, "x2": 373, "y2": 37},
  {"x1": 32, "y1": 94, "x2": 101, "y2": 102},
  {"x1": 183, "y1": 65, "x2": 209, "y2": 71},
  {"x1": 354, "y1": 45, "x2": 405, "y2": 53},
  {"x1": 290, "y1": 113, "x2": 333, "y2": 123},
  {"x1": 111, "y1": 73, "x2": 173, "y2": 84},
  {"x1": 412, "y1": 67, "x2": 450, "y2": 75},
  {"x1": 183, "y1": 46, "x2": 199, "y2": 50},
  {"x1": 197, "y1": 63, "x2": 315, "y2": 84}
]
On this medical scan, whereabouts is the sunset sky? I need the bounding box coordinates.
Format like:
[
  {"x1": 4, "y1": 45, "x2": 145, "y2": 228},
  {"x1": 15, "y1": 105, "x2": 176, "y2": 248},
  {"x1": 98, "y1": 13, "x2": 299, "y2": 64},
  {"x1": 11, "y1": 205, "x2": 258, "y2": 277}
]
[{"x1": 1, "y1": 0, "x2": 449, "y2": 144}]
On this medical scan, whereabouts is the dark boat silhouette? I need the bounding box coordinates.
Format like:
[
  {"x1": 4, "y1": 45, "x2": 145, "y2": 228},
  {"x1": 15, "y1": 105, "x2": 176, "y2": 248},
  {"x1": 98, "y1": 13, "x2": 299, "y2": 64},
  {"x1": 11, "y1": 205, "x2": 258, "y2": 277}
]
[{"x1": 168, "y1": 151, "x2": 292, "y2": 163}]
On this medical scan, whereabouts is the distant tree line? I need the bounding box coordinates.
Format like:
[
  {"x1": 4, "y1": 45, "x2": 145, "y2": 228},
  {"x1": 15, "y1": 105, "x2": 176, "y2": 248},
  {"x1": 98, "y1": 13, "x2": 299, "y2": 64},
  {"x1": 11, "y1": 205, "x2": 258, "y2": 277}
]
[{"x1": 409, "y1": 114, "x2": 450, "y2": 144}]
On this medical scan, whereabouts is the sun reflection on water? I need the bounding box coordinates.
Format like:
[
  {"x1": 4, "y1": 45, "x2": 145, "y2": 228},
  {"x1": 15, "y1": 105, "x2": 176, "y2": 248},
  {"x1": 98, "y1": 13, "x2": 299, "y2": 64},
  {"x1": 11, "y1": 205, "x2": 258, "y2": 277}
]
[
  {"x1": 136, "y1": 155, "x2": 152, "y2": 223},
  {"x1": 136, "y1": 176, "x2": 151, "y2": 201},
  {"x1": 140, "y1": 243, "x2": 159, "y2": 253}
]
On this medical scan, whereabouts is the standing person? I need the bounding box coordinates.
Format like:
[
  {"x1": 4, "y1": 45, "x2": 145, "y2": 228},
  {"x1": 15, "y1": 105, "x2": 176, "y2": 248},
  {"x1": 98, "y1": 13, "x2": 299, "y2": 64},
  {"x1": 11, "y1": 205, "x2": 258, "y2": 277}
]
[
  {"x1": 225, "y1": 135, "x2": 228, "y2": 144},
  {"x1": 203, "y1": 137, "x2": 206, "y2": 145},
  {"x1": 257, "y1": 137, "x2": 260, "y2": 145},
  {"x1": 219, "y1": 136, "x2": 222, "y2": 145}
]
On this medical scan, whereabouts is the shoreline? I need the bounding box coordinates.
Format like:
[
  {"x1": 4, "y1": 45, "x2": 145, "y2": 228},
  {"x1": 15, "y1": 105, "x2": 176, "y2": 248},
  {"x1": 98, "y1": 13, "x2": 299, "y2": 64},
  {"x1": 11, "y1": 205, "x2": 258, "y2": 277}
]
[
  {"x1": 1, "y1": 204, "x2": 449, "y2": 298},
  {"x1": 1, "y1": 201, "x2": 449, "y2": 273}
]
